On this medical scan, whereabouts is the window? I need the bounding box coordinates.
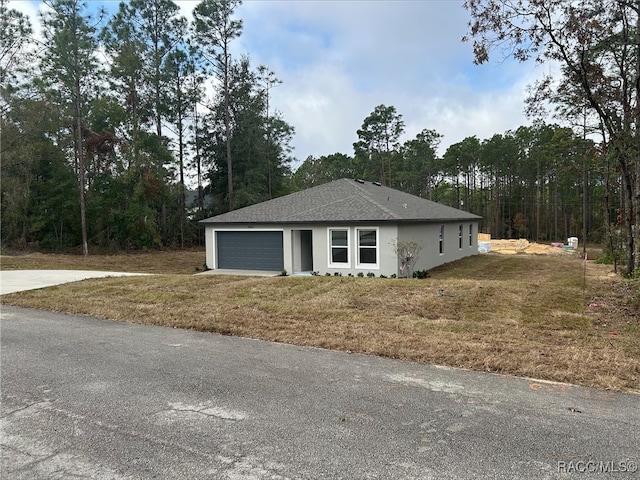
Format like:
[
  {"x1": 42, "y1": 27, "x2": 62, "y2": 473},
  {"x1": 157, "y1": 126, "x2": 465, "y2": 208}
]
[
  {"x1": 357, "y1": 228, "x2": 378, "y2": 267},
  {"x1": 469, "y1": 224, "x2": 473, "y2": 247},
  {"x1": 439, "y1": 225, "x2": 444, "y2": 254},
  {"x1": 459, "y1": 225, "x2": 463, "y2": 249},
  {"x1": 329, "y1": 229, "x2": 350, "y2": 267}
]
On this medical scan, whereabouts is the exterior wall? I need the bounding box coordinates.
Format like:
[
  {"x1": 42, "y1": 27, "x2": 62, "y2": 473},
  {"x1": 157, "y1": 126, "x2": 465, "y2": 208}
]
[
  {"x1": 313, "y1": 224, "x2": 398, "y2": 277},
  {"x1": 206, "y1": 224, "x2": 399, "y2": 276},
  {"x1": 205, "y1": 221, "x2": 478, "y2": 276},
  {"x1": 205, "y1": 226, "x2": 214, "y2": 270},
  {"x1": 398, "y1": 221, "x2": 479, "y2": 272}
]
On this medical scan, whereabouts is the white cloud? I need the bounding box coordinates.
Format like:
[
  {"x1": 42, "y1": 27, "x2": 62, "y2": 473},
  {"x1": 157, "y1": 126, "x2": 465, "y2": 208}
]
[
  {"x1": 271, "y1": 64, "x2": 364, "y2": 163},
  {"x1": 234, "y1": 0, "x2": 542, "y2": 163},
  {"x1": 11, "y1": 0, "x2": 546, "y2": 165},
  {"x1": 6, "y1": 0, "x2": 43, "y2": 37}
]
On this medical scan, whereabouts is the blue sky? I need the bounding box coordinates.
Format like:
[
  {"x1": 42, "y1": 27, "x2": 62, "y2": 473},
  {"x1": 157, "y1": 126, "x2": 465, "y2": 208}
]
[
  {"x1": 12, "y1": 0, "x2": 549, "y2": 165},
  {"x1": 233, "y1": 0, "x2": 547, "y2": 164}
]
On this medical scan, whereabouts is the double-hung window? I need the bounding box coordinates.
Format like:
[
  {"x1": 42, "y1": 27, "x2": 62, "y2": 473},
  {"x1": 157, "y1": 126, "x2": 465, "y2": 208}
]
[
  {"x1": 439, "y1": 225, "x2": 444, "y2": 254},
  {"x1": 329, "y1": 228, "x2": 350, "y2": 267},
  {"x1": 469, "y1": 224, "x2": 473, "y2": 247},
  {"x1": 459, "y1": 224, "x2": 463, "y2": 249},
  {"x1": 356, "y1": 228, "x2": 378, "y2": 268}
]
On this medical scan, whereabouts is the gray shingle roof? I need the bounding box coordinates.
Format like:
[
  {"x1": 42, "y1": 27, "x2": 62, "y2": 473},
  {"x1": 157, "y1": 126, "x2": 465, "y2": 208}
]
[{"x1": 200, "y1": 178, "x2": 482, "y2": 225}]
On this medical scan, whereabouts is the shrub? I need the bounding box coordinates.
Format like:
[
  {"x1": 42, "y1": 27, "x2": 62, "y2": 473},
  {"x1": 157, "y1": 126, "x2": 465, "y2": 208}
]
[
  {"x1": 392, "y1": 239, "x2": 423, "y2": 278},
  {"x1": 413, "y1": 269, "x2": 430, "y2": 279},
  {"x1": 596, "y1": 248, "x2": 619, "y2": 266}
]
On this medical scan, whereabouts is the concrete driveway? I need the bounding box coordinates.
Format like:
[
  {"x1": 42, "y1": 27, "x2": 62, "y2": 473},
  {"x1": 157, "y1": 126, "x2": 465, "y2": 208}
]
[
  {"x1": 1, "y1": 306, "x2": 639, "y2": 479},
  {"x1": 0, "y1": 270, "x2": 149, "y2": 295}
]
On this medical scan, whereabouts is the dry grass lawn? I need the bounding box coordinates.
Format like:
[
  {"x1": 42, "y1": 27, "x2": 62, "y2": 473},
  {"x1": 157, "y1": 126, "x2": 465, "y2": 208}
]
[
  {"x1": 2, "y1": 251, "x2": 639, "y2": 392},
  {"x1": 0, "y1": 249, "x2": 205, "y2": 274}
]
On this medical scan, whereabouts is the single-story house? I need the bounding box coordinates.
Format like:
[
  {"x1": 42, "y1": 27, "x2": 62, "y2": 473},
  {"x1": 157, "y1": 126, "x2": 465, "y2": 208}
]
[{"x1": 200, "y1": 178, "x2": 482, "y2": 277}]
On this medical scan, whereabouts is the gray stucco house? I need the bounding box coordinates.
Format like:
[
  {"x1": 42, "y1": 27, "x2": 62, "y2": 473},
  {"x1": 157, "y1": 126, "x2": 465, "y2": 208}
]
[{"x1": 200, "y1": 178, "x2": 481, "y2": 276}]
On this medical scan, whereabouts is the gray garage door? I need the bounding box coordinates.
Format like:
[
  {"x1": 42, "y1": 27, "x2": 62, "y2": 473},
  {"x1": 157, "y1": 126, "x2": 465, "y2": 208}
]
[{"x1": 216, "y1": 231, "x2": 284, "y2": 271}]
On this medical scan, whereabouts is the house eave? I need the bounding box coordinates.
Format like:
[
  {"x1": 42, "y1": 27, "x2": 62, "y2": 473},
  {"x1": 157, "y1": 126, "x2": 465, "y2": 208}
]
[{"x1": 199, "y1": 217, "x2": 481, "y2": 227}]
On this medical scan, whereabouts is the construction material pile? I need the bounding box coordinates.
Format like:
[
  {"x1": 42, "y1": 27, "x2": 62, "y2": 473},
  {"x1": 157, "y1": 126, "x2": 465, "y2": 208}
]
[{"x1": 486, "y1": 239, "x2": 577, "y2": 255}]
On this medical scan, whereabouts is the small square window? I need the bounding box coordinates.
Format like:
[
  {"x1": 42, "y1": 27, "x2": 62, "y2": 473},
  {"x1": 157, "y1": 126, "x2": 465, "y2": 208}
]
[
  {"x1": 332, "y1": 230, "x2": 347, "y2": 246},
  {"x1": 359, "y1": 230, "x2": 376, "y2": 247},
  {"x1": 332, "y1": 247, "x2": 348, "y2": 263},
  {"x1": 359, "y1": 248, "x2": 376, "y2": 264}
]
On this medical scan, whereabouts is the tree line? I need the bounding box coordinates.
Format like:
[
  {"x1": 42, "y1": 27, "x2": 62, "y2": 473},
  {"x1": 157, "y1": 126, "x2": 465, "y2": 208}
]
[
  {"x1": 294, "y1": 108, "x2": 617, "y2": 249},
  {"x1": 463, "y1": 0, "x2": 639, "y2": 276},
  {"x1": 1, "y1": 0, "x2": 293, "y2": 252},
  {"x1": 1, "y1": 0, "x2": 638, "y2": 276}
]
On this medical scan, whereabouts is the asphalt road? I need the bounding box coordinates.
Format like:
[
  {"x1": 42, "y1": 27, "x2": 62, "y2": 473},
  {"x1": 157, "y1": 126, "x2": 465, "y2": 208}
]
[{"x1": 1, "y1": 306, "x2": 639, "y2": 479}]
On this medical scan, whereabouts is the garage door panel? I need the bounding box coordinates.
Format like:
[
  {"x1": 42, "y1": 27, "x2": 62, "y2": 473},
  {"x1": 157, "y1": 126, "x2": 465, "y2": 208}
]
[{"x1": 217, "y1": 231, "x2": 284, "y2": 271}]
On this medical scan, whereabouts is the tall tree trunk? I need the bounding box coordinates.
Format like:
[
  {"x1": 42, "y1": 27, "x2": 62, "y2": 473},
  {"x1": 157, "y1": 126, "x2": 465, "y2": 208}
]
[
  {"x1": 264, "y1": 84, "x2": 272, "y2": 200},
  {"x1": 195, "y1": 101, "x2": 204, "y2": 244},
  {"x1": 153, "y1": 7, "x2": 162, "y2": 140},
  {"x1": 634, "y1": 10, "x2": 640, "y2": 274},
  {"x1": 178, "y1": 107, "x2": 185, "y2": 248},
  {"x1": 70, "y1": 8, "x2": 88, "y2": 257},
  {"x1": 628, "y1": 143, "x2": 638, "y2": 275},
  {"x1": 603, "y1": 143, "x2": 618, "y2": 274},
  {"x1": 582, "y1": 156, "x2": 588, "y2": 257},
  {"x1": 224, "y1": 48, "x2": 233, "y2": 211},
  {"x1": 633, "y1": 158, "x2": 639, "y2": 275},
  {"x1": 75, "y1": 80, "x2": 88, "y2": 256},
  {"x1": 617, "y1": 147, "x2": 635, "y2": 277},
  {"x1": 494, "y1": 174, "x2": 500, "y2": 238},
  {"x1": 536, "y1": 157, "x2": 541, "y2": 241}
]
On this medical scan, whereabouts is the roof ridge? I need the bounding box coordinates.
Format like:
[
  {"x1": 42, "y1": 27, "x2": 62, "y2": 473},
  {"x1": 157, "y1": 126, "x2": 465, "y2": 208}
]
[
  {"x1": 352, "y1": 181, "x2": 399, "y2": 219},
  {"x1": 291, "y1": 192, "x2": 360, "y2": 217}
]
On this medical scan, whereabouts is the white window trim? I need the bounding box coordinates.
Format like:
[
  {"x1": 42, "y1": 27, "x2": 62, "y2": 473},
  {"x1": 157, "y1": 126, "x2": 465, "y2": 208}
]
[
  {"x1": 356, "y1": 227, "x2": 380, "y2": 269},
  {"x1": 469, "y1": 223, "x2": 473, "y2": 248},
  {"x1": 458, "y1": 224, "x2": 463, "y2": 250},
  {"x1": 328, "y1": 227, "x2": 351, "y2": 268},
  {"x1": 439, "y1": 225, "x2": 444, "y2": 255}
]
